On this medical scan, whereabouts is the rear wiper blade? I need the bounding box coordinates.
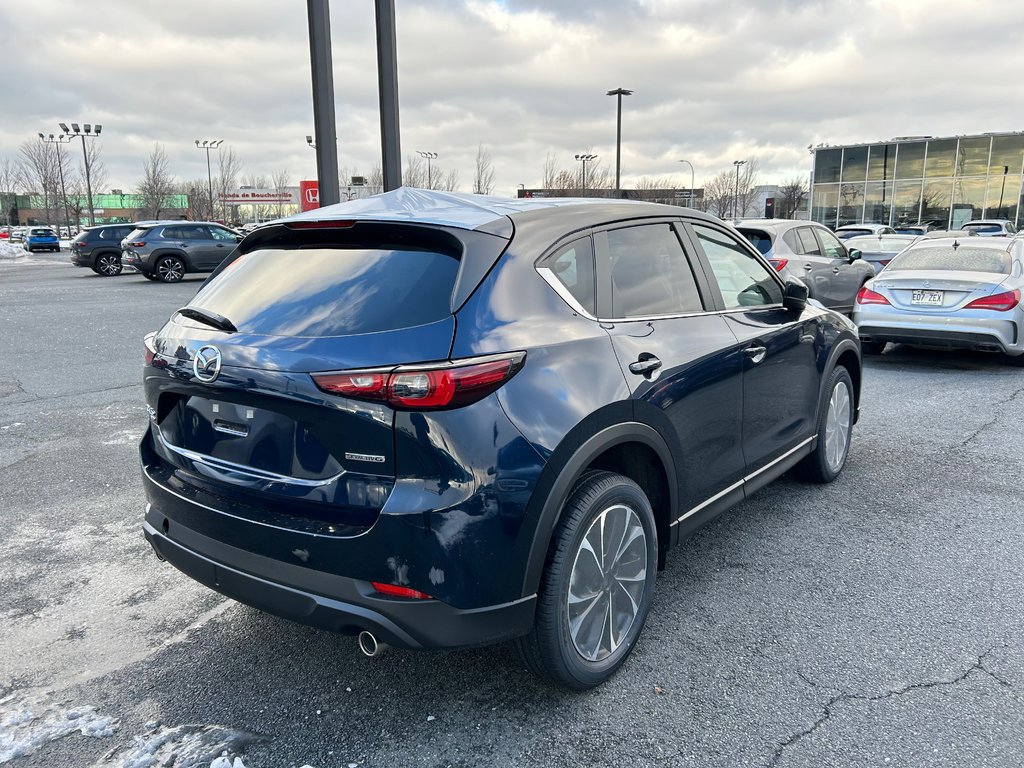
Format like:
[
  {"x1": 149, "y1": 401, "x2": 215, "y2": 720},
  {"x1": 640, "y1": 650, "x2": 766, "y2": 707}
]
[{"x1": 176, "y1": 307, "x2": 237, "y2": 334}]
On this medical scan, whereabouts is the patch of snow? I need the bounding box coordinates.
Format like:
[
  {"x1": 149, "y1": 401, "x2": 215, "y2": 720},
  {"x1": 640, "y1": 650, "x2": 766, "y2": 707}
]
[
  {"x1": 0, "y1": 701, "x2": 118, "y2": 762},
  {"x1": 99, "y1": 723, "x2": 262, "y2": 768},
  {"x1": 0, "y1": 242, "x2": 25, "y2": 261}
]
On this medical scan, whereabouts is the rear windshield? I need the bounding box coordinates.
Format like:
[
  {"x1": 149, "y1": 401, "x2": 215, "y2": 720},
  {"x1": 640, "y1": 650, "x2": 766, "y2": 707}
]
[
  {"x1": 31, "y1": 229, "x2": 54, "y2": 236},
  {"x1": 738, "y1": 229, "x2": 773, "y2": 255},
  {"x1": 888, "y1": 246, "x2": 1011, "y2": 274},
  {"x1": 845, "y1": 237, "x2": 914, "y2": 253},
  {"x1": 837, "y1": 228, "x2": 871, "y2": 238},
  {"x1": 894, "y1": 227, "x2": 926, "y2": 235},
  {"x1": 961, "y1": 224, "x2": 1003, "y2": 234},
  {"x1": 187, "y1": 246, "x2": 460, "y2": 337}
]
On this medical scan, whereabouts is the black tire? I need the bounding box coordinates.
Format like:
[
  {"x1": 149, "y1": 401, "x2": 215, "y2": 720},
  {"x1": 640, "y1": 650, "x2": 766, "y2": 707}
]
[
  {"x1": 1004, "y1": 352, "x2": 1024, "y2": 367},
  {"x1": 92, "y1": 253, "x2": 123, "y2": 276},
  {"x1": 515, "y1": 470, "x2": 658, "y2": 690},
  {"x1": 155, "y1": 255, "x2": 185, "y2": 283},
  {"x1": 860, "y1": 340, "x2": 884, "y2": 355},
  {"x1": 141, "y1": 271, "x2": 160, "y2": 281},
  {"x1": 794, "y1": 366, "x2": 854, "y2": 483}
]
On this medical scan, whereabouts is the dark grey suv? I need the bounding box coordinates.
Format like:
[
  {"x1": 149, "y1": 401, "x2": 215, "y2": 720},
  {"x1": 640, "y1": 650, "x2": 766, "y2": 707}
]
[
  {"x1": 121, "y1": 222, "x2": 242, "y2": 282},
  {"x1": 70, "y1": 224, "x2": 137, "y2": 276}
]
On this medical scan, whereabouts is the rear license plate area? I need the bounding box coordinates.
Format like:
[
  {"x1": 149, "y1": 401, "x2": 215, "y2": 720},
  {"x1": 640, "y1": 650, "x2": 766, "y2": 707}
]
[{"x1": 911, "y1": 290, "x2": 943, "y2": 306}]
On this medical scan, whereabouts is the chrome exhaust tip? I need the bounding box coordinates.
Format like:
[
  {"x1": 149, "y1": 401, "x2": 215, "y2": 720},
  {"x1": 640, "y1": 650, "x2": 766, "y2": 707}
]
[{"x1": 358, "y1": 631, "x2": 386, "y2": 658}]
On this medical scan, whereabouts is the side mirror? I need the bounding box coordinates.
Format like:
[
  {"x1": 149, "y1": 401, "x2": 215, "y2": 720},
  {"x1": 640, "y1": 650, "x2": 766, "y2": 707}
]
[
  {"x1": 782, "y1": 279, "x2": 808, "y2": 312},
  {"x1": 848, "y1": 248, "x2": 862, "y2": 261}
]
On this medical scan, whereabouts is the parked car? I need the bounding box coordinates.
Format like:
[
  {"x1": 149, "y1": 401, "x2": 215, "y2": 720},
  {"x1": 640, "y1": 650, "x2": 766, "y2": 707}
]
[
  {"x1": 736, "y1": 219, "x2": 875, "y2": 313},
  {"x1": 835, "y1": 223, "x2": 896, "y2": 239},
  {"x1": 854, "y1": 236, "x2": 1024, "y2": 364},
  {"x1": 842, "y1": 234, "x2": 920, "y2": 274},
  {"x1": 960, "y1": 219, "x2": 1017, "y2": 237},
  {"x1": 140, "y1": 190, "x2": 863, "y2": 690},
  {"x1": 24, "y1": 227, "x2": 60, "y2": 252},
  {"x1": 10, "y1": 227, "x2": 26, "y2": 243},
  {"x1": 70, "y1": 223, "x2": 138, "y2": 276},
  {"x1": 894, "y1": 222, "x2": 943, "y2": 235},
  {"x1": 121, "y1": 221, "x2": 242, "y2": 282}
]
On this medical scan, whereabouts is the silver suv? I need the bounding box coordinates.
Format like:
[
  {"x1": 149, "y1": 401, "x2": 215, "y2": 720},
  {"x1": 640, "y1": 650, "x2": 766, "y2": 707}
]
[
  {"x1": 121, "y1": 221, "x2": 241, "y2": 282},
  {"x1": 736, "y1": 219, "x2": 875, "y2": 314}
]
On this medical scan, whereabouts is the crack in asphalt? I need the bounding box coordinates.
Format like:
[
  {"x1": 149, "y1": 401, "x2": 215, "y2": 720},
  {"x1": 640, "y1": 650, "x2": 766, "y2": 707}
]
[
  {"x1": 0, "y1": 382, "x2": 141, "y2": 409},
  {"x1": 767, "y1": 649, "x2": 1012, "y2": 767},
  {"x1": 958, "y1": 387, "x2": 1024, "y2": 448}
]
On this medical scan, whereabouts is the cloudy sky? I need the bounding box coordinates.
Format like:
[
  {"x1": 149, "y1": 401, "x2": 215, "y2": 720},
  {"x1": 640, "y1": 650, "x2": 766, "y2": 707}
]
[{"x1": 3, "y1": 0, "x2": 1019, "y2": 196}]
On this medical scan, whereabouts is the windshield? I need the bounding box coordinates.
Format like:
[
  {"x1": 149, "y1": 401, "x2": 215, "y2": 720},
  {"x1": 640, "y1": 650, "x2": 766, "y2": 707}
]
[
  {"x1": 888, "y1": 246, "x2": 1011, "y2": 274},
  {"x1": 188, "y1": 246, "x2": 460, "y2": 337}
]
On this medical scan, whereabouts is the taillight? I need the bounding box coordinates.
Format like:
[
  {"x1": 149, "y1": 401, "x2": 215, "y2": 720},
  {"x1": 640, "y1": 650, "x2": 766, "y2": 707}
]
[
  {"x1": 768, "y1": 258, "x2": 788, "y2": 272},
  {"x1": 879, "y1": 259, "x2": 891, "y2": 267},
  {"x1": 371, "y1": 582, "x2": 432, "y2": 600},
  {"x1": 128, "y1": 241, "x2": 146, "y2": 247},
  {"x1": 856, "y1": 286, "x2": 890, "y2": 305},
  {"x1": 963, "y1": 288, "x2": 1021, "y2": 312},
  {"x1": 143, "y1": 333, "x2": 157, "y2": 365},
  {"x1": 312, "y1": 352, "x2": 526, "y2": 410}
]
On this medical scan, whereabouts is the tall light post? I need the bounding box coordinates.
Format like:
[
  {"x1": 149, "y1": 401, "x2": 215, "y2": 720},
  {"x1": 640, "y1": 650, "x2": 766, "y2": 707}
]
[
  {"x1": 575, "y1": 153, "x2": 598, "y2": 196},
  {"x1": 677, "y1": 159, "x2": 695, "y2": 208},
  {"x1": 417, "y1": 151, "x2": 437, "y2": 189},
  {"x1": 195, "y1": 139, "x2": 223, "y2": 220},
  {"x1": 39, "y1": 132, "x2": 73, "y2": 234},
  {"x1": 732, "y1": 159, "x2": 747, "y2": 219},
  {"x1": 59, "y1": 122, "x2": 101, "y2": 226},
  {"x1": 606, "y1": 88, "x2": 632, "y2": 193}
]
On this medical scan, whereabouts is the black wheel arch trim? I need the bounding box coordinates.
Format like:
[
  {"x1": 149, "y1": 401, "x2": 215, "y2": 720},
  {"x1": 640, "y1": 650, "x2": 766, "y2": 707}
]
[
  {"x1": 151, "y1": 249, "x2": 193, "y2": 270},
  {"x1": 519, "y1": 416, "x2": 678, "y2": 599},
  {"x1": 819, "y1": 337, "x2": 862, "y2": 425}
]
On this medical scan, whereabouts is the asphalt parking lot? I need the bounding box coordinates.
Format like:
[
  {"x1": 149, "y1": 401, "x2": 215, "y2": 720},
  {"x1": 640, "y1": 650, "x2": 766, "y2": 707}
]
[{"x1": 2, "y1": 252, "x2": 1022, "y2": 768}]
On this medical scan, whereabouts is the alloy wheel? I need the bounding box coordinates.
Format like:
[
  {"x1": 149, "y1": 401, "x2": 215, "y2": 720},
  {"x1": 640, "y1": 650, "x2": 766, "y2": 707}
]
[
  {"x1": 566, "y1": 503, "x2": 648, "y2": 662},
  {"x1": 97, "y1": 254, "x2": 121, "y2": 276},
  {"x1": 823, "y1": 380, "x2": 851, "y2": 472},
  {"x1": 157, "y1": 257, "x2": 184, "y2": 282}
]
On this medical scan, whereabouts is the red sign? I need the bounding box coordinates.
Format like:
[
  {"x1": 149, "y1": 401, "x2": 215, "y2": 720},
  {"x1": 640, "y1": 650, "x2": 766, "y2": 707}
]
[{"x1": 299, "y1": 180, "x2": 320, "y2": 212}]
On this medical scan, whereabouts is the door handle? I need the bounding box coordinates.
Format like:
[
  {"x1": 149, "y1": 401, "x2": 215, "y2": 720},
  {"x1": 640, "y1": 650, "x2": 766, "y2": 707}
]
[
  {"x1": 179, "y1": 243, "x2": 188, "y2": 247},
  {"x1": 832, "y1": 267, "x2": 840, "y2": 273},
  {"x1": 803, "y1": 264, "x2": 813, "y2": 270},
  {"x1": 745, "y1": 345, "x2": 767, "y2": 364},
  {"x1": 628, "y1": 355, "x2": 662, "y2": 376}
]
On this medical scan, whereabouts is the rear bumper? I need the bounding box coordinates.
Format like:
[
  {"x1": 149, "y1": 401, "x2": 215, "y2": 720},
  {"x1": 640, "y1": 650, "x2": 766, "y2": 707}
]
[
  {"x1": 143, "y1": 517, "x2": 536, "y2": 649},
  {"x1": 856, "y1": 309, "x2": 1021, "y2": 354}
]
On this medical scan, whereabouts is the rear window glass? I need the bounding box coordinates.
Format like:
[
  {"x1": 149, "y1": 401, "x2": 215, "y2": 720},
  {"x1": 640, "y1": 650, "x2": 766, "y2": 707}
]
[
  {"x1": 31, "y1": 229, "x2": 54, "y2": 236},
  {"x1": 894, "y1": 227, "x2": 926, "y2": 235},
  {"x1": 188, "y1": 247, "x2": 460, "y2": 337},
  {"x1": 962, "y1": 224, "x2": 1003, "y2": 234},
  {"x1": 889, "y1": 246, "x2": 1011, "y2": 274},
  {"x1": 836, "y1": 228, "x2": 871, "y2": 238},
  {"x1": 845, "y1": 237, "x2": 915, "y2": 253},
  {"x1": 738, "y1": 229, "x2": 773, "y2": 255}
]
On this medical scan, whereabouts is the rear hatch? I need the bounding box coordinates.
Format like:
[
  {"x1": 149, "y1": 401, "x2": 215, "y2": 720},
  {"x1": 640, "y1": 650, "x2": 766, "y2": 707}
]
[{"x1": 145, "y1": 220, "x2": 509, "y2": 528}]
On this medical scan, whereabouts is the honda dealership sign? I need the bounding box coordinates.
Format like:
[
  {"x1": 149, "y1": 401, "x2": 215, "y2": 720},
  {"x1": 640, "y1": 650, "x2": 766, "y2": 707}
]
[
  {"x1": 220, "y1": 188, "x2": 298, "y2": 205},
  {"x1": 299, "y1": 180, "x2": 320, "y2": 212}
]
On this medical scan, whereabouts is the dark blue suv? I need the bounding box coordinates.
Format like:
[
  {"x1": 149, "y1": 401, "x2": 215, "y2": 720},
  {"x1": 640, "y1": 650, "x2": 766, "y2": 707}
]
[{"x1": 141, "y1": 190, "x2": 861, "y2": 689}]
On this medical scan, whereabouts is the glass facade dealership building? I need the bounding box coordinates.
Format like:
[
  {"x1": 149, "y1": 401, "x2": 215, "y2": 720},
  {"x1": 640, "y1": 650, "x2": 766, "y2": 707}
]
[{"x1": 810, "y1": 132, "x2": 1024, "y2": 229}]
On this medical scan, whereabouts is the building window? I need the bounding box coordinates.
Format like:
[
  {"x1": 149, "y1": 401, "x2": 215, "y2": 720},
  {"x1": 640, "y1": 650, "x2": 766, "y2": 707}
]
[
  {"x1": 924, "y1": 139, "x2": 957, "y2": 178},
  {"x1": 955, "y1": 137, "x2": 991, "y2": 177},
  {"x1": 867, "y1": 144, "x2": 897, "y2": 182},
  {"x1": 840, "y1": 146, "x2": 868, "y2": 183},
  {"x1": 894, "y1": 142, "x2": 926, "y2": 179},
  {"x1": 811, "y1": 183, "x2": 839, "y2": 227},
  {"x1": 814, "y1": 149, "x2": 842, "y2": 184}
]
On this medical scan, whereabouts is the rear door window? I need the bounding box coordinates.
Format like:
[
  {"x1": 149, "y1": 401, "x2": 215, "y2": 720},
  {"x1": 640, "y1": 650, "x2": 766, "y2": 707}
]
[
  {"x1": 605, "y1": 223, "x2": 704, "y2": 317},
  {"x1": 782, "y1": 229, "x2": 803, "y2": 254},
  {"x1": 544, "y1": 237, "x2": 596, "y2": 315},
  {"x1": 816, "y1": 228, "x2": 849, "y2": 260},
  {"x1": 188, "y1": 244, "x2": 461, "y2": 337},
  {"x1": 797, "y1": 227, "x2": 824, "y2": 256}
]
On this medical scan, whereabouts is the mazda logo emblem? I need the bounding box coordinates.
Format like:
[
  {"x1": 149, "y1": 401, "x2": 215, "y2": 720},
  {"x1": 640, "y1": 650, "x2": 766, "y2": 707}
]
[{"x1": 193, "y1": 345, "x2": 222, "y2": 383}]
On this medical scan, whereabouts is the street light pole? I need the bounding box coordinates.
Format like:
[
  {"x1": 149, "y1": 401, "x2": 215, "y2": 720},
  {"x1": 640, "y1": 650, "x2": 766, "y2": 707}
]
[
  {"x1": 307, "y1": 0, "x2": 341, "y2": 206},
  {"x1": 733, "y1": 159, "x2": 747, "y2": 219},
  {"x1": 417, "y1": 151, "x2": 437, "y2": 189},
  {"x1": 606, "y1": 88, "x2": 633, "y2": 193},
  {"x1": 677, "y1": 159, "x2": 695, "y2": 208},
  {"x1": 60, "y1": 122, "x2": 101, "y2": 226},
  {"x1": 575, "y1": 153, "x2": 598, "y2": 196},
  {"x1": 39, "y1": 133, "x2": 73, "y2": 235},
  {"x1": 195, "y1": 139, "x2": 223, "y2": 220},
  {"x1": 375, "y1": 0, "x2": 403, "y2": 192}
]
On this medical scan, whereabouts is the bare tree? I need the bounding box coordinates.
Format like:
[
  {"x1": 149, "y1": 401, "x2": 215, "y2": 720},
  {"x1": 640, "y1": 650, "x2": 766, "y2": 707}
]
[
  {"x1": 19, "y1": 140, "x2": 59, "y2": 224},
  {"x1": 776, "y1": 175, "x2": 808, "y2": 219},
  {"x1": 176, "y1": 179, "x2": 209, "y2": 220},
  {"x1": 542, "y1": 153, "x2": 560, "y2": 190},
  {"x1": 215, "y1": 146, "x2": 243, "y2": 222},
  {"x1": 473, "y1": 144, "x2": 496, "y2": 195},
  {"x1": 438, "y1": 168, "x2": 460, "y2": 192},
  {"x1": 403, "y1": 155, "x2": 426, "y2": 188},
  {"x1": 700, "y1": 170, "x2": 734, "y2": 218},
  {"x1": 0, "y1": 157, "x2": 22, "y2": 225},
  {"x1": 368, "y1": 163, "x2": 384, "y2": 192},
  {"x1": 733, "y1": 157, "x2": 761, "y2": 218},
  {"x1": 83, "y1": 140, "x2": 108, "y2": 196},
  {"x1": 137, "y1": 144, "x2": 177, "y2": 220},
  {"x1": 272, "y1": 167, "x2": 291, "y2": 217}
]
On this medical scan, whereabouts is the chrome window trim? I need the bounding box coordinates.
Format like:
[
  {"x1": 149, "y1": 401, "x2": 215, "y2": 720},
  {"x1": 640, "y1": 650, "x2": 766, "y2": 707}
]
[{"x1": 671, "y1": 436, "x2": 815, "y2": 526}]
